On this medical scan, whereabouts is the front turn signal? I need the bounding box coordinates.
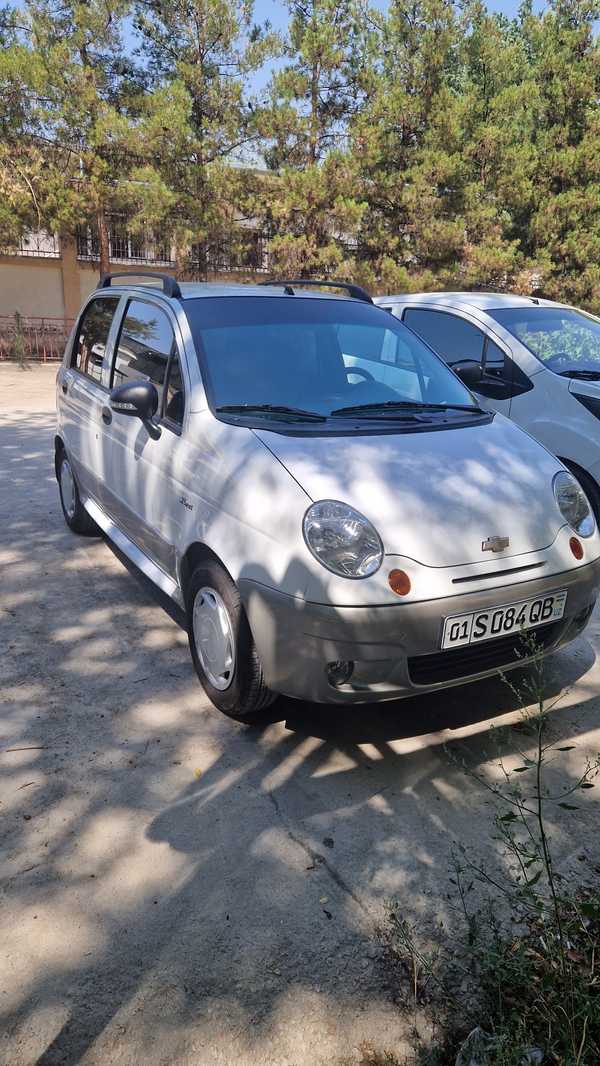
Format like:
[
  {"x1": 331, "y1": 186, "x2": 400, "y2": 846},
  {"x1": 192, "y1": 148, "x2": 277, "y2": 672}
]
[{"x1": 388, "y1": 569, "x2": 411, "y2": 596}]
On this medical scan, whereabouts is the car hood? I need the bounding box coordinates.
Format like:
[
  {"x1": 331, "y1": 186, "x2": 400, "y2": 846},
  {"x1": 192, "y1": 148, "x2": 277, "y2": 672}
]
[{"x1": 254, "y1": 416, "x2": 565, "y2": 568}]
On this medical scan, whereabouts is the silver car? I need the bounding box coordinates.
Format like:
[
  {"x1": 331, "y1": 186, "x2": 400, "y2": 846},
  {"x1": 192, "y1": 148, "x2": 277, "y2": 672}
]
[{"x1": 55, "y1": 274, "x2": 600, "y2": 720}]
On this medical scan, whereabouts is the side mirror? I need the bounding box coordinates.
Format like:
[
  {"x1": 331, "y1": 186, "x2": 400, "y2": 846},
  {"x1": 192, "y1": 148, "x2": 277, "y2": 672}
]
[
  {"x1": 110, "y1": 379, "x2": 161, "y2": 440},
  {"x1": 451, "y1": 360, "x2": 483, "y2": 388}
]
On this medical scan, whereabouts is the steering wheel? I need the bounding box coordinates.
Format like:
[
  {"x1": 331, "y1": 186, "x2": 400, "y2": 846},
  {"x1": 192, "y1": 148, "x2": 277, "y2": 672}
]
[
  {"x1": 346, "y1": 366, "x2": 375, "y2": 384},
  {"x1": 546, "y1": 351, "x2": 573, "y2": 369}
]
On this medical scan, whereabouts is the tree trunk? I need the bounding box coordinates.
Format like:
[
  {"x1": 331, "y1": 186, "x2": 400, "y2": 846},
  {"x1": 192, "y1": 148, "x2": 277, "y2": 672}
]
[
  {"x1": 97, "y1": 206, "x2": 110, "y2": 277},
  {"x1": 174, "y1": 231, "x2": 192, "y2": 279},
  {"x1": 309, "y1": 62, "x2": 319, "y2": 165}
]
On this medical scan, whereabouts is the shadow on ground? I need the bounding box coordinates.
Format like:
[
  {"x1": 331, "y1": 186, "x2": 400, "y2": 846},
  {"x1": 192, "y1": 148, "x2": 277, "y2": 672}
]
[{"x1": 2, "y1": 396, "x2": 600, "y2": 1065}]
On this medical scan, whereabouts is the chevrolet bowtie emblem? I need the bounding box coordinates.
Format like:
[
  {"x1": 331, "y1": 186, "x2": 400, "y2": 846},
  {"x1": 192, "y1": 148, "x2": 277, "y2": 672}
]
[{"x1": 482, "y1": 535, "x2": 510, "y2": 553}]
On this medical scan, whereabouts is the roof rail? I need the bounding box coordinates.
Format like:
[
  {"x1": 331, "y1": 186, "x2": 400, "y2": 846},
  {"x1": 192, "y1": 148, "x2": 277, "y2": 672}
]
[
  {"x1": 99, "y1": 271, "x2": 182, "y2": 299},
  {"x1": 259, "y1": 278, "x2": 373, "y2": 304}
]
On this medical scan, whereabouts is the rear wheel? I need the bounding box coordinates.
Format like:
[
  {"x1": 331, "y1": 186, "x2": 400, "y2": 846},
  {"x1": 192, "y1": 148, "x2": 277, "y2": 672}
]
[
  {"x1": 187, "y1": 559, "x2": 275, "y2": 721},
  {"x1": 57, "y1": 450, "x2": 98, "y2": 535}
]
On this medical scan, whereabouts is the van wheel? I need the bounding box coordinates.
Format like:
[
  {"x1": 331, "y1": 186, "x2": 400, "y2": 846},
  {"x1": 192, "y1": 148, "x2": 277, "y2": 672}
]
[
  {"x1": 187, "y1": 560, "x2": 276, "y2": 722},
  {"x1": 57, "y1": 451, "x2": 98, "y2": 535}
]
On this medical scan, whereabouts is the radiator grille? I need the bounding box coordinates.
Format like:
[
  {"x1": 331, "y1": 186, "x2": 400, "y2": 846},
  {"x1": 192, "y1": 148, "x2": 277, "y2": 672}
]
[{"x1": 407, "y1": 622, "x2": 564, "y2": 686}]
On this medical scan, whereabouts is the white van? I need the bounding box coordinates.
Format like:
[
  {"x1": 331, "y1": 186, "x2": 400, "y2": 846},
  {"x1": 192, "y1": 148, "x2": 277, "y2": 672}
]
[
  {"x1": 56, "y1": 275, "x2": 600, "y2": 720},
  {"x1": 375, "y1": 292, "x2": 600, "y2": 518}
]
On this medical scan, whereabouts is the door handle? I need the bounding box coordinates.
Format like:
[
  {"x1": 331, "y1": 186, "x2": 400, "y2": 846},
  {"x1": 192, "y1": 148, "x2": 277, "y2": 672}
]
[
  {"x1": 61, "y1": 381, "x2": 68, "y2": 395},
  {"x1": 101, "y1": 406, "x2": 112, "y2": 425}
]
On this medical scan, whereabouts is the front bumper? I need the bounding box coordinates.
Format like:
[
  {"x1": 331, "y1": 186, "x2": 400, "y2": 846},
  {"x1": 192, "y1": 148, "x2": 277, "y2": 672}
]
[{"x1": 240, "y1": 558, "x2": 600, "y2": 703}]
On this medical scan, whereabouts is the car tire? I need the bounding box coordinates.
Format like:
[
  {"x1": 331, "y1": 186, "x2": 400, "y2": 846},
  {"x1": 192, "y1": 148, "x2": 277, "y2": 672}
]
[
  {"x1": 187, "y1": 560, "x2": 276, "y2": 721},
  {"x1": 57, "y1": 450, "x2": 99, "y2": 536}
]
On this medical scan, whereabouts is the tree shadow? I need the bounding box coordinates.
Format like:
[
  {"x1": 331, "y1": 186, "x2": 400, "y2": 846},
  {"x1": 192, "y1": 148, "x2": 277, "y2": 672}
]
[{"x1": 2, "y1": 387, "x2": 600, "y2": 1065}]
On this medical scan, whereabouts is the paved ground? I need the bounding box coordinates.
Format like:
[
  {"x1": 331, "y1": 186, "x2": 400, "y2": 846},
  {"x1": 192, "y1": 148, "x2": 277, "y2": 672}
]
[{"x1": 1, "y1": 363, "x2": 600, "y2": 1066}]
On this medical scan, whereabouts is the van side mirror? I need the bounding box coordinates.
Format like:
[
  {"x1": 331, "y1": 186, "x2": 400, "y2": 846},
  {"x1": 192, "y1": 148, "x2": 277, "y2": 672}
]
[
  {"x1": 110, "y1": 380, "x2": 162, "y2": 440},
  {"x1": 452, "y1": 360, "x2": 483, "y2": 387}
]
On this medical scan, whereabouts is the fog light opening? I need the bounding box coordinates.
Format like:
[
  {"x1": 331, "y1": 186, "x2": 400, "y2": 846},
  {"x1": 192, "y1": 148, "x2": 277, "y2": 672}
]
[
  {"x1": 570, "y1": 536, "x2": 584, "y2": 560},
  {"x1": 388, "y1": 568, "x2": 411, "y2": 596},
  {"x1": 326, "y1": 660, "x2": 354, "y2": 687}
]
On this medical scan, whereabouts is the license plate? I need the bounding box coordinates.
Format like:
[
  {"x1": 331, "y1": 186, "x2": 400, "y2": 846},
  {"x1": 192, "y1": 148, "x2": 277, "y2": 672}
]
[{"x1": 441, "y1": 590, "x2": 568, "y2": 650}]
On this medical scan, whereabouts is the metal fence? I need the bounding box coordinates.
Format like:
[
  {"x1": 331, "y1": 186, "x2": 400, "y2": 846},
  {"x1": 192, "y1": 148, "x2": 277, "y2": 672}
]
[
  {"x1": 0, "y1": 232, "x2": 61, "y2": 258},
  {"x1": 0, "y1": 315, "x2": 73, "y2": 362}
]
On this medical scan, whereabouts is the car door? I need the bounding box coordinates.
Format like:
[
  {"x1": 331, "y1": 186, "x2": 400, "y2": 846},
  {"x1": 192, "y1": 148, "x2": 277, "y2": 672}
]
[
  {"x1": 102, "y1": 296, "x2": 189, "y2": 577},
  {"x1": 400, "y1": 306, "x2": 514, "y2": 416},
  {"x1": 59, "y1": 294, "x2": 122, "y2": 505}
]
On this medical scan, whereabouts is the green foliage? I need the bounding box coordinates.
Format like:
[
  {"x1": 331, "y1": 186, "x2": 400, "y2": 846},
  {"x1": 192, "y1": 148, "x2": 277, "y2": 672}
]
[
  {"x1": 130, "y1": 0, "x2": 279, "y2": 274},
  {"x1": 0, "y1": 0, "x2": 598, "y2": 305},
  {"x1": 256, "y1": 0, "x2": 367, "y2": 276},
  {"x1": 382, "y1": 635, "x2": 600, "y2": 1065}
]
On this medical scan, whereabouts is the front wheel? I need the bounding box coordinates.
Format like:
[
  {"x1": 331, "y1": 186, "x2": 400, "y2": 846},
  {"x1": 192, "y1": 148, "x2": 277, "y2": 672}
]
[
  {"x1": 57, "y1": 450, "x2": 98, "y2": 535},
  {"x1": 187, "y1": 560, "x2": 275, "y2": 721}
]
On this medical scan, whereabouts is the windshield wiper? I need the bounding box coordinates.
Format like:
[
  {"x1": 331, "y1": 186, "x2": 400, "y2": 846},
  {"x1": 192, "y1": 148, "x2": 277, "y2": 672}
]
[
  {"x1": 331, "y1": 400, "x2": 485, "y2": 417},
  {"x1": 216, "y1": 403, "x2": 326, "y2": 422},
  {"x1": 557, "y1": 369, "x2": 600, "y2": 380}
]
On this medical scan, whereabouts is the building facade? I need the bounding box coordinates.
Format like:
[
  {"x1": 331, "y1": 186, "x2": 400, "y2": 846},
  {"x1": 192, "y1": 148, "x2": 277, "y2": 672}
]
[{"x1": 0, "y1": 223, "x2": 270, "y2": 321}]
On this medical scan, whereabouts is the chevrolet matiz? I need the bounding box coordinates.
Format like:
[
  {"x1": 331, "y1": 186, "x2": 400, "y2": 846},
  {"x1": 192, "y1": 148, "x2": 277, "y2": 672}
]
[{"x1": 55, "y1": 274, "x2": 600, "y2": 720}]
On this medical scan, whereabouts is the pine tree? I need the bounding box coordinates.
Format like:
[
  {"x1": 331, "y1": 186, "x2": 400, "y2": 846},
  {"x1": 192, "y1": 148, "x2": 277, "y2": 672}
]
[
  {"x1": 5, "y1": 0, "x2": 140, "y2": 273},
  {"x1": 130, "y1": 0, "x2": 277, "y2": 277},
  {"x1": 258, "y1": 0, "x2": 367, "y2": 278},
  {"x1": 350, "y1": 0, "x2": 464, "y2": 290},
  {"x1": 522, "y1": 0, "x2": 600, "y2": 308}
]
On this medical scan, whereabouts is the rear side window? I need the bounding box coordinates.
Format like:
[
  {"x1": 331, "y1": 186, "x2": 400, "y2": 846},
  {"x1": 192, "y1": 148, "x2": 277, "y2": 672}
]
[
  {"x1": 72, "y1": 297, "x2": 119, "y2": 383},
  {"x1": 403, "y1": 309, "x2": 485, "y2": 366},
  {"x1": 112, "y1": 299, "x2": 175, "y2": 397}
]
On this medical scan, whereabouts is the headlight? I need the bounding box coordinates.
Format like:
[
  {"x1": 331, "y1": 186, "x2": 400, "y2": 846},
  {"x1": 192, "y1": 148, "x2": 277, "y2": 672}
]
[
  {"x1": 553, "y1": 471, "x2": 595, "y2": 538},
  {"x1": 303, "y1": 500, "x2": 383, "y2": 578}
]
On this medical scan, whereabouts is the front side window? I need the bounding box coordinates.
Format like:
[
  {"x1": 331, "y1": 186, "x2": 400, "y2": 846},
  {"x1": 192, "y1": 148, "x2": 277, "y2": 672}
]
[
  {"x1": 487, "y1": 306, "x2": 600, "y2": 378},
  {"x1": 111, "y1": 299, "x2": 176, "y2": 401},
  {"x1": 72, "y1": 297, "x2": 119, "y2": 383},
  {"x1": 403, "y1": 308, "x2": 485, "y2": 367},
  {"x1": 184, "y1": 297, "x2": 480, "y2": 428}
]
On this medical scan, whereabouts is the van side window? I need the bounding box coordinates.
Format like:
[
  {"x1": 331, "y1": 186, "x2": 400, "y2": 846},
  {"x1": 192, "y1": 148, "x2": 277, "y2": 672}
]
[
  {"x1": 403, "y1": 309, "x2": 485, "y2": 367},
  {"x1": 72, "y1": 297, "x2": 120, "y2": 383},
  {"x1": 111, "y1": 299, "x2": 176, "y2": 403}
]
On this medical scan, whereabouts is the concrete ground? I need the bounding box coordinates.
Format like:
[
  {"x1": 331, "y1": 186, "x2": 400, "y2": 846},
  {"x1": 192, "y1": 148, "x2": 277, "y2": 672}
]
[{"x1": 1, "y1": 363, "x2": 600, "y2": 1066}]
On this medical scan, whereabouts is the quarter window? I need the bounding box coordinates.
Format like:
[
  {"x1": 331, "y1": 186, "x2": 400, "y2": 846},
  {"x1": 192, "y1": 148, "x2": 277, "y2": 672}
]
[
  {"x1": 72, "y1": 297, "x2": 119, "y2": 383},
  {"x1": 111, "y1": 299, "x2": 175, "y2": 400},
  {"x1": 483, "y1": 338, "x2": 506, "y2": 379},
  {"x1": 163, "y1": 353, "x2": 185, "y2": 428}
]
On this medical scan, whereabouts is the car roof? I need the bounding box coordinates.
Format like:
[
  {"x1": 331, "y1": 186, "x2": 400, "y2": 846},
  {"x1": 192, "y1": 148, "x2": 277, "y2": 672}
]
[
  {"x1": 373, "y1": 291, "x2": 563, "y2": 311},
  {"x1": 94, "y1": 281, "x2": 352, "y2": 301}
]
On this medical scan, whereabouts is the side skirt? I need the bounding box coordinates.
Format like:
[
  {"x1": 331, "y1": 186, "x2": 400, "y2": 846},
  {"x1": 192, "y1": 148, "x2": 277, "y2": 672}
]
[{"x1": 83, "y1": 497, "x2": 185, "y2": 609}]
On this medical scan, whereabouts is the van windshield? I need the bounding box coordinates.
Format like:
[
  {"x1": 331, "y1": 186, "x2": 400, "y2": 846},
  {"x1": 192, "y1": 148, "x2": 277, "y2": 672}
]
[
  {"x1": 488, "y1": 306, "x2": 600, "y2": 378},
  {"x1": 184, "y1": 296, "x2": 477, "y2": 422}
]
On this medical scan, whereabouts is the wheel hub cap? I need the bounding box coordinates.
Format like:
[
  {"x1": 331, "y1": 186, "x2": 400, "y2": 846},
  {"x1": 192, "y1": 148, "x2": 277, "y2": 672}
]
[
  {"x1": 60, "y1": 458, "x2": 76, "y2": 519},
  {"x1": 192, "y1": 587, "x2": 236, "y2": 690}
]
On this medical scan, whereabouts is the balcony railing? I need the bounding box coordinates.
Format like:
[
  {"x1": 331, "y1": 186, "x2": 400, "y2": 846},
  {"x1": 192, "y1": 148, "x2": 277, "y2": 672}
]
[
  {"x1": 76, "y1": 223, "x2": 175, "y2": 266},
  {"x1": 0, "y1": 232, "x2": 61, "y2": 258}
]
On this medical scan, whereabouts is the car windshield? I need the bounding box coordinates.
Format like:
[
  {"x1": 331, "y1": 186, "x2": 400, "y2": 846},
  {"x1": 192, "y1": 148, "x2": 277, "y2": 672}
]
[
  {"x1": 488, "y1": 306, "x2": 600, "y2": 377},
  {"x1": 184, "y1": 296, "x2": 477, "y2": 422}
]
